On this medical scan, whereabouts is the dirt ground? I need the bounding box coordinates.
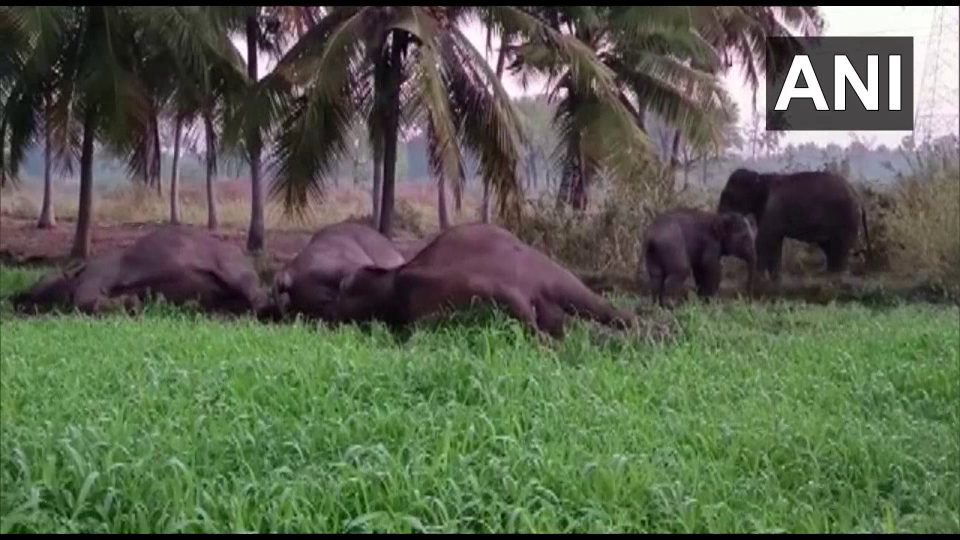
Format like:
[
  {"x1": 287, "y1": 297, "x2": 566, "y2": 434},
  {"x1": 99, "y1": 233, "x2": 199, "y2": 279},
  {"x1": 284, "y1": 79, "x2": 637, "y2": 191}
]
[{"x1": 0, "y1": 215, "x2": 428, "y2": 273}]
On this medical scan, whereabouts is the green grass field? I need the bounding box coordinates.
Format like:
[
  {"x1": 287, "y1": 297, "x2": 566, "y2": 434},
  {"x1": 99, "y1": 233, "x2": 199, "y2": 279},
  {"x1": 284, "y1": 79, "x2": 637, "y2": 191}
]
[{"x1": 1, "y1": 266, "x2": 958, "y2": 533}]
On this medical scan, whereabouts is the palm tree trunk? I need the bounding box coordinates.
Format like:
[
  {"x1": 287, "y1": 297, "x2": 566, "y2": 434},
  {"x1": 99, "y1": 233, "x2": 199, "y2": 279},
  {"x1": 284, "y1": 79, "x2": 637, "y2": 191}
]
[
  {"x1": 246, "y1": 14, "x2": 265, "y2": 253},
  {"x1": 438, "y1": 174, "x2": 449, "y2": 230},
  {"x1": 556, "y1": 174, "x2": 572, "y2": 209},
  {"x1": 670, "y1": 129, "x2": 681, "y2": 170},
  {"x1": 372, "y1": 143, "x2": 383, "y2": 229},
  {"x1": 480, "y1": 45, "x2": 508, "y2": 224},
  {"x1": 204, "y1": 111, "x2": 219, "y2": 230},
  {"x1": 378, "y1": 31, "x2": 407, "y2": 237},
  {"x1": 71, "y1": 109, "x2": 95, "y2": 259},
  {"x1": 169, "y1": 116, "x2": 182, "y2": 224},
  {"x1": 153, "y1": 111, "x2": 162, "y2": 197},
  {"x1": 38, "y1": 103, "x2": 56, "y2": 229}
]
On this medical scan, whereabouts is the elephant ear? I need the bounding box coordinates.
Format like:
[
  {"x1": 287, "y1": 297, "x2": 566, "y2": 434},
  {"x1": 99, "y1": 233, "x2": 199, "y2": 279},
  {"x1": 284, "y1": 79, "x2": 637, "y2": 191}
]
[
  {"x1": 338, "y1": 265, "x2": 391, "y2": 294},
  {"x1": 714, "y1": 212, "x2": 746, "y2": 239}
]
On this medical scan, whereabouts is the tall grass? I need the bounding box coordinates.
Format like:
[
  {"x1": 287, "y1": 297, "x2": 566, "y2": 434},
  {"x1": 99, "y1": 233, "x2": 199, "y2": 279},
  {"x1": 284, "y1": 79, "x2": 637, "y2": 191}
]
[
  {"x1": 882, "y1": 152, "x2": 960, "y2": 291},
  {"x1": 1, "y1": 288, "x2": 957, "y2": 533}
]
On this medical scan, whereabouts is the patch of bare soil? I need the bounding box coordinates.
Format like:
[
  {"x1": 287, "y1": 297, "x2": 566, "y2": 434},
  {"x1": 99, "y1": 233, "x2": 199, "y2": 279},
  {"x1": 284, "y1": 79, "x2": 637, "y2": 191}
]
[{"x1": 0, "y1": 215, "x2": 428, "y2": 272}]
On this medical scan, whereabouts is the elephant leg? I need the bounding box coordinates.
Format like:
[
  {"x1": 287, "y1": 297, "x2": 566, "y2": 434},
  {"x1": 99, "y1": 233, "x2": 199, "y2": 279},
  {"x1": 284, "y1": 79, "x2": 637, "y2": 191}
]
[
  {"x1": 75, "y1": 292, "x2": 142, "y2": 315},
  {"x1": 693, "y1": 258, "x2": 722, "y2": 300},
  {"x1": 823, "y1": 237, "x2": 853, "y2": 274},
  {"x1": 490, "y1": 287, "x2": 542, "y2": 338},
  {"x1": 756, "y1": 227, "x2": 784, "y2": 285},
  {"x1": 662, "y1": 267, "x2": 691, "y2": 308},
  {"x1": 534, "y1": 297, "x2": 568, "y2": 339},
  {"x1": 646, "y1": 260, "x2": 666, "y2": 307}
]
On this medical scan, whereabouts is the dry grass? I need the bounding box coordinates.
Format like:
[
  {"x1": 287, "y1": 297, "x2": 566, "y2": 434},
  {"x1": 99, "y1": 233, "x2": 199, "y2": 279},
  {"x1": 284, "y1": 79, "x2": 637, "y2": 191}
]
[
  {"x1": 503, "y1": 169, "x2": 688, "y2": 276},
  {"x1": 883, "y1": 164, "x2": 960, "y2": 289},
  {"x1": 0, "y1": 177, "x2": 484, "y2": 235}
]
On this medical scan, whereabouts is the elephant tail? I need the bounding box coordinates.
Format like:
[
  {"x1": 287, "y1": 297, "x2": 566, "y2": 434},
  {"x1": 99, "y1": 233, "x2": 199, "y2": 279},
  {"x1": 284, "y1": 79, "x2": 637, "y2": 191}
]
[{"x1": 860, "y1": 206, "x2": 872, "y2": 264}]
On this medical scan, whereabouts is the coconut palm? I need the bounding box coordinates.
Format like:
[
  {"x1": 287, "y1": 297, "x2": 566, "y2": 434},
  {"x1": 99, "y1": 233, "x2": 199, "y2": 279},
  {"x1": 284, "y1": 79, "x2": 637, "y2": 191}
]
[
  {"x1": 507, "y1": 6, "x2": 733, "y2": 211},
  {"x1": 663, "y1": 6, "x2": 823, "y2": 167},
  {"x1": 210, "y1": 5, "x2": 311, "y2": 252},
  {"x1": 0, "y1": 7, "x2": 137, "y2": 258},
  {"x1": 701, "y1": 6, "x2": 823, "y2": 98},
  {"x1": 0, "y1": 7, "x2": 79, "y2": 229},
  {"x1": 254, "y1": 6, "x2": 651, "y2": 237},
  {"x1": 2, "y1": 7, "x2": 242, "y2": 258},
  {"x1": 133, "y1": 7, "x2": 247, "y2": 228}
]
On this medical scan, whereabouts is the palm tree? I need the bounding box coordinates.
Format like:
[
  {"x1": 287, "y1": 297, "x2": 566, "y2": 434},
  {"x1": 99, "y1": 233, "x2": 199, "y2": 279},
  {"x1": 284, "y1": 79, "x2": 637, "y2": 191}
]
[
  {"x1": 478, "y1": 12, "x2": 523, "y2": 223},
  {"x1": 259, "y1": 6, "x2": 649, "y2": 236},
  {"x1": 211, "y1": 5, "x2": 311, "y2": 252},
  {"x1": 669, "y1": 6, "x2": 823, "y2": 167},
  {"x1": 508, "y1": 6, "x2": 732, "y2": 211},
  {"x1": 0, "y1": 7, "x2": 78, "y2": 229},
  {"x1": 135, "y1": 7, "x2": 247, "y2": 229},
  {"x1": 3, "y1": 7, "x2": 241, "y2": 258},
  {"x1": 701, "y1": 6, "x2": 822, "y2": 98}
]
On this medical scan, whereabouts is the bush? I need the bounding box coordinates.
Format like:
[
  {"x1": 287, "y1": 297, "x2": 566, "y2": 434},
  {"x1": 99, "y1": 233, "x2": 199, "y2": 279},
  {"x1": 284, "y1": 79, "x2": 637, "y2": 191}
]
[
  {"x1": 883, "y1": 154, "x2": 960, "y2": 293},
  {"x1": 503, "y1": 167, "x2": 686, "y2": 276}
]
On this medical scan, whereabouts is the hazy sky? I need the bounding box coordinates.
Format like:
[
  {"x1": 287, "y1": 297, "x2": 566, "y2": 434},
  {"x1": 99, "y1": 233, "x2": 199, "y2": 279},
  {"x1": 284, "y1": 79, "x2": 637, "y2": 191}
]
[{"x1": 240, "y1": 6, "x2": 960, "y2": 149}]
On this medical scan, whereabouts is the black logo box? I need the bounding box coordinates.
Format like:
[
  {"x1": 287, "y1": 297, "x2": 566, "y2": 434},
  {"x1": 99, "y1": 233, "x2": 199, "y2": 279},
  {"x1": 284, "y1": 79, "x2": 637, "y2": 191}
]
[{"x1": 765, "y1": 36, "x2": 914, "y2": 131}]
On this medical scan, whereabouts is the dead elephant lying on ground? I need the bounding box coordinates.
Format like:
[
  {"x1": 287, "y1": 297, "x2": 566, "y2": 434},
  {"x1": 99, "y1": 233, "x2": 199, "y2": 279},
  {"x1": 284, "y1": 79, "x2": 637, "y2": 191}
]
[
  {"x1": 11, "y1": 227, "x2": 268, "y2": 316},
  {"x1": 332, "y1": 223, "x2": 637, "y2": 339},
  {"x1": 268, "y1": 222, "x2": 407, "y2": 322}
]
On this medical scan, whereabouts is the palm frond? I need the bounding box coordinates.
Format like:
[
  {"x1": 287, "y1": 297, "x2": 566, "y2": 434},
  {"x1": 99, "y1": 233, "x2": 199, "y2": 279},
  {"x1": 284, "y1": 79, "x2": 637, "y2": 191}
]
[
  {"x1": 441, "y1": 30, "x2": 525, "y2": 217},
  {"x1": 412, "y1": 35, "x2": 466, "y2": 205},
  {"x1": 266, "y1": 10, "x2": 371, "y2": 215}
]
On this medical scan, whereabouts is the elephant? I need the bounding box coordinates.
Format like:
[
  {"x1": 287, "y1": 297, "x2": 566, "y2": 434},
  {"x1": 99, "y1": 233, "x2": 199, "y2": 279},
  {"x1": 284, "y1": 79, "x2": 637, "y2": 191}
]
[
  {"x1": 10, "y1": 227, "x2": 269, "y2": 316},
  {"x1": 717, "y1": 168, "x2": 870, "y2": 283},
  {"x1": 268, "y1": 221, "x2": 407, "y2": 321},
  {"x1": 331, "y1": 223, "x2": 636, "y2": 339},
  {"x1": 642, "y1": 208, "x2": 757, "y2": 306}
]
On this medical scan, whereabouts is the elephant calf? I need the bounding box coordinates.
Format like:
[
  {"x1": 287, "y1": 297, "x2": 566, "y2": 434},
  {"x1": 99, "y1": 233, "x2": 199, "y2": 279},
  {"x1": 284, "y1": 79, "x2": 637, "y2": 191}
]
[
  {"x1": 332, "y1": 223, "x2": 636, "y2": 339},
  {"x1": 642, "y1": 208, "x2": 756, "y2": 306},
  {"x1": 11, "y1": 227, "x2": 268, "y2": 316}
]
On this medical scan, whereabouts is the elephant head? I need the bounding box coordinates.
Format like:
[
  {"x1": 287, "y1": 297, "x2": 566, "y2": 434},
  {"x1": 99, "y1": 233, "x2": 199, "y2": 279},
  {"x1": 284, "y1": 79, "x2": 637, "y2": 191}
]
[
  {"x1": 717, "y1": 168, "x2": 770, "y2": 221},
  {"x1": 9, "y1": 260, "x2": 88, "y2": 314},
  {"x1": 333, "y1": 265, "x2": 398, "y2": 324},
  {"x1": 714, "y1": 212, "x2": 757, "y2": 296}
]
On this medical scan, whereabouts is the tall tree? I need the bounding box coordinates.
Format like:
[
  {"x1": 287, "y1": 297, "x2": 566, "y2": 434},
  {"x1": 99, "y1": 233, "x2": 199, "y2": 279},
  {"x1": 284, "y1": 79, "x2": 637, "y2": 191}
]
[
  {"x1": 1, "y1": 8, "x2": 77, "y2": 229},
  {"x1": 479, "y1": 16, "x2": 516, "y2": 224},
  {"x1": 510, "y1": 6, "x2": 732, "y2": 211},
  {"x1": 214, "y1": 5, "x2": 305, "y2": 251},
  {"x1": 245, "y1": 13, "x2": 265, "y2": 251},
  {"x1": 264, "y1": 6, "x2": 651, "y2": 236},
  {"x1": 3, "y1": 6, "x2": 242, "y2": 257},
  {"x1": 38, "y1": 98, "x2": 56, "y2": 228},
  {"x1": 168, "y1": 116, "x2": 183, "y2": 224},
  {"x1": 1, "y1": 7, "x2": 153, "y2": 258}
]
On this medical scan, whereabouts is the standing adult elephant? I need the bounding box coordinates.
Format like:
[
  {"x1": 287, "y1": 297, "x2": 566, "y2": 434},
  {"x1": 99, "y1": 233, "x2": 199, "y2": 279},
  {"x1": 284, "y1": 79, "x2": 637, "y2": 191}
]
[{"x1": 717, "y1": 168, "x2": 870, "y2": 283}]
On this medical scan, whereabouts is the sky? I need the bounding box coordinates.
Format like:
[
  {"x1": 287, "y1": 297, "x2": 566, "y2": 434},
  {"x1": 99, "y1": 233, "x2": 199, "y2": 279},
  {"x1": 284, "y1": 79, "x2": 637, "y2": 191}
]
[{"x1": 238, "y1": 6, "x2": 960, "y2": 149}]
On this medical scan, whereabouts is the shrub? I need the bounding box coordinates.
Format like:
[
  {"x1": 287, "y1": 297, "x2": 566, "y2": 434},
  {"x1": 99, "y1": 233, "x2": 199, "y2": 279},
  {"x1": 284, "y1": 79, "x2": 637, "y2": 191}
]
[
  {"x1": 503, "y1": 167, "x2": 684, "y2": 276},
  {"x1": 883, "y1": 150, "x2": 960, "y2": 293}
]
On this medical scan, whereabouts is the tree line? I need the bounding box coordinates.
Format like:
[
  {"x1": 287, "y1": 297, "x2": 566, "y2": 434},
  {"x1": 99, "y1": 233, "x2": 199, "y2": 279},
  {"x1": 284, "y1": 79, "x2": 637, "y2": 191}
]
[{"x1": 1, "y1": 6, "x2": 822, "y2": 258}]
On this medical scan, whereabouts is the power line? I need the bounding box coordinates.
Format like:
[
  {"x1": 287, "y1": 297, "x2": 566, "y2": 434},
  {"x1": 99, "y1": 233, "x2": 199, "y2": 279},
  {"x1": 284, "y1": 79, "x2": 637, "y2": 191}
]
[{"x1": 915, "y1": 5, "x2": 960, "y2": 143}]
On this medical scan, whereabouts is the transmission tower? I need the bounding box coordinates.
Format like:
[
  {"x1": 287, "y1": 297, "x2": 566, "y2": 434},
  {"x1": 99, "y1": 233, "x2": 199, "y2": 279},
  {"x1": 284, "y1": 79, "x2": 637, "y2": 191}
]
[{"x1": 914, "y1": 5, "x2": 960, "y2": 144}]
